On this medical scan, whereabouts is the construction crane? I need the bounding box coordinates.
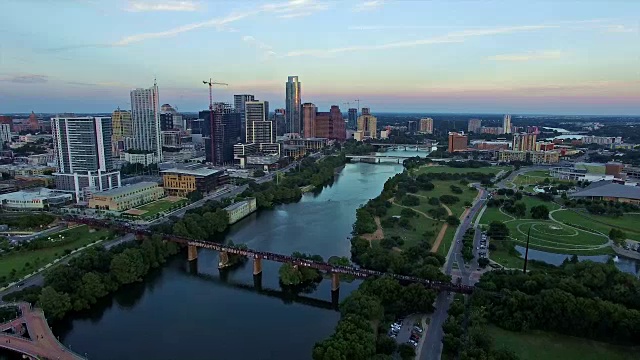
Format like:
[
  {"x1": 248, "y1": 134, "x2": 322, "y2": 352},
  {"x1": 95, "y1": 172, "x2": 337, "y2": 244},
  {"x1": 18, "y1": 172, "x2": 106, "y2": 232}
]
[
  {"x1": 202, "y1": 78, "x2": 228, "y2": 164},
  {"x1": 354, "y1": 99, "x2": 361, "y2": 114},
  {"x1": 343, "y1": 101, "x2": 351, "y2": 109}
]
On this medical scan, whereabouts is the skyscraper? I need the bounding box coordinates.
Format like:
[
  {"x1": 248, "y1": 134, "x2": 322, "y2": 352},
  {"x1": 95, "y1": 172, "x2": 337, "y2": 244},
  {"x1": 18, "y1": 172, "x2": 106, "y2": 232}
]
[
  {"x1": 357, "y1": 107, "x2": 377, "y2": 139},
  {"x1": 274, "y1": 108, "x2": 286, "y2": 136},
  {"x1": 407, "y1": 121, "x2": 418, "y2": 134},
  {"x1": 285, "y1": 76, "x2": 301, "y2": 135},
  {"x1": 503, "y1": 114, "x2": 512, "y2": 134},
  {"x1": 348, "y1": 108, "x2": 358, "y2": 129},
  {"x1": 52, "y1": 117, "x2": 120, "y2": 202},
  {"x1": 200, "y1": 106, "x2": 241, "y2": 165},
  {"x1": 512, "y1": 133, "x2": 537, "y2": 151},
  {"x1": 130, "y1": 82, "x2": 161, "y2": 162},
  {"x1": 111, "y1": 108, "x2": 132, "y2": 155},
  {"x1": 245, "y1": 100, "x2": 273, "y2": 144},
  {"x1": 420, "y1": 118, "x2": 434, "y2": 134},
  {"x1": 468, "y1": 118, "x2": 482, "y2": 133},
  {"x1": 315, "y1": 106, "x2": 345, "y2": 141},
  {"x1": 234, "y1": 94, "x2": 255, "y2": 140},
  {"x1": 302, "y1": 103, "x2": 317, "y2": 138}
]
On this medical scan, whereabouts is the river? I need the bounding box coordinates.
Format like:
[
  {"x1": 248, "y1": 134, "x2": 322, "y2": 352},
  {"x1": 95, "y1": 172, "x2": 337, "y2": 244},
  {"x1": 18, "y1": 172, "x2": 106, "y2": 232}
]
[{"x1": 54, "y1": 161, "x2": 406, "y2": 360}]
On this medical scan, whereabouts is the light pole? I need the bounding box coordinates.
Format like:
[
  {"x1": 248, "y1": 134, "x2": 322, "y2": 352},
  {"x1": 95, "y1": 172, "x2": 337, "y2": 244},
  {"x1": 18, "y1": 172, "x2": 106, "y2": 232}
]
[{"x1": 523, "y1": 225, "x2": 531, "y2": 273}]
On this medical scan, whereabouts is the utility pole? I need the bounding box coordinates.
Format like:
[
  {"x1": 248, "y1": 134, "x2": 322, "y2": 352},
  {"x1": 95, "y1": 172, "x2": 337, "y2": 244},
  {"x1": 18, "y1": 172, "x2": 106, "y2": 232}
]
[
  {"x1": 202, "y1": 78, "x2": 228, "y2": 164},
  {"x1": 523, "y1": 226, "x2": 531, "y2": 273}
]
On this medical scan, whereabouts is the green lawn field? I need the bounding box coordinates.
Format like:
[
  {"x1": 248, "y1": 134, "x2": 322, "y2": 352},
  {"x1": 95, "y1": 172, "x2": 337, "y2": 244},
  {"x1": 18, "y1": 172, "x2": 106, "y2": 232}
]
[
  {"x1": 0, "y1": 225, "x2": 113, "y2": 285},
  {"x1": 135, "y1": 198, "x2": 188, "y2": 219},
  {"x1": 506, "y1": 219, "x2": 610, "y2": 254},
  {"x1": 551, "y1": 209, "x2": 640, "y2": 241},
  {"x1": 416, "y1": 180, "x2": 478, "y2": 218},
  {"x1": 414, "y1": 165, "x2": 511, "y2": 176},
  {"x1": 437, "y1": 226, "x2": 457, "y2": 256},
  {"x1": 383, "y1": 204, "x2": 441, "y2": 249},
  {"x1": 488, "y1": 325, "x2": 640, "y2": 360}
]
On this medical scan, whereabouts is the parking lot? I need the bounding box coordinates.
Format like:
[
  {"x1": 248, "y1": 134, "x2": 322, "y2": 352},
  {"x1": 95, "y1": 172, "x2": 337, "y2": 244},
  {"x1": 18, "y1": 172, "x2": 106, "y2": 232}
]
[{"x1": 388, "y1": 314, "x2": 424, "y2": 350}]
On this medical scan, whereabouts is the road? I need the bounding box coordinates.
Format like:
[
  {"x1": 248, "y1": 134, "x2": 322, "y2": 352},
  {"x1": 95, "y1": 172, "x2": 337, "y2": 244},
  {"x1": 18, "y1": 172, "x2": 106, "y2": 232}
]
[
  {"x1": 419, "y1": 185, "x2": 487, "y2": 360},
  {"x1": 0, "y1": 233, "x2": 136, "y2": 302}
]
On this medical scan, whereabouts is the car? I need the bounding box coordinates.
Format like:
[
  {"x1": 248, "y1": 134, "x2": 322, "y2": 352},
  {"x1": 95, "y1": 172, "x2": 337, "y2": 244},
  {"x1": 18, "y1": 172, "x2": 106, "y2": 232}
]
[
  {"x1": 413, "y1": 326, "x2": 423, "y2": 333},
  {"x1": 17, "y1": 282, "x2": 25, "y2": 287}
]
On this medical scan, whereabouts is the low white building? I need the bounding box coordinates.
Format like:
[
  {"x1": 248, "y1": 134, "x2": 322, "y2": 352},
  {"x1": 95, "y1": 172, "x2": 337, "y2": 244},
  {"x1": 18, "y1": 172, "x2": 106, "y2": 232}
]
[
  {"x1": 0, "y1": 188, "x2": 72, "y2": 210},
  {"x1": 123, "y1": 152, "x2": 157, "y2": 166}
]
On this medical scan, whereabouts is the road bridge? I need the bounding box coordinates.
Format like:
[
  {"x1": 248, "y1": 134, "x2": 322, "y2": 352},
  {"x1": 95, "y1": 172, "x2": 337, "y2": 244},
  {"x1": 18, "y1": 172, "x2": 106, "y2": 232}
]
[
  {"x1": 346, "y1": 155, "x2": 414, "y2": 163},
  {"x1": 0, "y1": 302, "x2": 85, "y2": 360},
  {"x1": 65, "y1": 216, "x2": 475, "y2": 297},
  {"x1": 370, "y1": 143, "x2": 436, "y2": 151}
]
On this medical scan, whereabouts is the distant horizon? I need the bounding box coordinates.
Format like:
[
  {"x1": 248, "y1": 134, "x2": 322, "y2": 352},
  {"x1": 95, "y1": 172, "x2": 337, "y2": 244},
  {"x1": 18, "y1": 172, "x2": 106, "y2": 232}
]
[{"x1": 2, "y1": 1, "x2": 639, "y2": 115}]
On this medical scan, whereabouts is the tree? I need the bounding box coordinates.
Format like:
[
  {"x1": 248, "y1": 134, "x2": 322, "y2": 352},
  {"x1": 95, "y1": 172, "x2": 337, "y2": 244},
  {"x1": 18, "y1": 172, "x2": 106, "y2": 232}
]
[
  {"x1": 478, "y1": 258, "x2": 490, "y2": 267},
  {"x1": 530, "y1": 205, "x2": 550, "y2": 219},
  {"x1": 340, "y1": 292, "x2": 384, "y2": 320},
  {"x1": 400, "y1": 208, "x2": 417, "y2": 218},
  {"x1": 376, "y1": 336, "x2": 397, "y2": 355},
  {"x1": 402, "y1": 195, "x2": 420, "y2": 207},
  {"x1": 254, "y1": 169, "x2": 266, "y2": 177},
  {"x1": 110, "y1": 248, "x2": 149, "y2": 284},
  {"x1": 487, "y1": 221, "x2": 509, "y2": 240},
  {"x1": 38, "y1": 286, "x2": 71, "y2": 320},
  {"x1": 446, "y1": 215, "x2": 460, "y2": 226},
  {"x1": 609, "y1": 228, "x2": 627, "y2": 245},
  {"x1": 279, "y1": 263, "x2": 303, "y2": 285},
  {"x1": 187, "y1": 190, "x2": 203, "y2": 202},
  {"x1": 398, "y1": 343, "x2": 416, "y2": 360},
  {"x1": 428, "y1": 197, "x2": 440, "y2": 206},
  {"x1": 439, "y1": 195, "x2": 460, "y2": 205}
]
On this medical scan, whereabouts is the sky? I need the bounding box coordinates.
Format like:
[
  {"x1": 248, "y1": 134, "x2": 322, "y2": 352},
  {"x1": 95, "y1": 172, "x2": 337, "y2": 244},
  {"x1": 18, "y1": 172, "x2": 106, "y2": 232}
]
[{"x1": 1, "y1": 0, "x2": 639, "y2": 115}]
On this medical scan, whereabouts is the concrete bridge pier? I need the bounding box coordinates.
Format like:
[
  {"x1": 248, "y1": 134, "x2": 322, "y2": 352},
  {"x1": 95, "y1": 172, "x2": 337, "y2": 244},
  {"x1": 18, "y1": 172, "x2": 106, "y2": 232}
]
[
  {"x1": 253, "y1": 272, "x2": 263, "y2": 290},
  {"x1": 187, "y1": 245, "x2": 198, "y2": 261},
  {"x1": 218, "y1": 251, "x2": 229, "y2": 268},
  {"x1": 188, "y1": 260, "x2": 198, "y2": 274},
  {"x1": 253, "y1": 257, "x2": 263, "y2": 275},
  {"x1": 331, "y1": 287, "x2": 340, "y2": 309},
  {"x1": 331, "y1": 273, "x2": 340, "y2": 292}
]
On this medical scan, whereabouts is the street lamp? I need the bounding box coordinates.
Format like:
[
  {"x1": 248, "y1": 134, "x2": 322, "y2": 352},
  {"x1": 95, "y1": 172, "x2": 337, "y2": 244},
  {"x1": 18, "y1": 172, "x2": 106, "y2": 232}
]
[{"x1": 523, "y1": 226, "x2": 532, "y2": 273}]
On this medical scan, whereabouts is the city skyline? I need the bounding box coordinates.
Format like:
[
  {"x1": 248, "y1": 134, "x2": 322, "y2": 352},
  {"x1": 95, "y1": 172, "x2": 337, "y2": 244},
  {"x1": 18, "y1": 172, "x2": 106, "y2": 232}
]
[{"x1": 1, "y1": 0, "x2": 639, "y2": 115}]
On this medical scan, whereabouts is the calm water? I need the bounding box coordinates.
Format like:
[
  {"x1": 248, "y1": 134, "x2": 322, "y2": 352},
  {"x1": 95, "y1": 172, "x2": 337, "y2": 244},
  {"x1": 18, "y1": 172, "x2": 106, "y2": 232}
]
[
  {"x1": 55, "y1": 162, "x2": 404, "y2": 360},
  {"x1": 515, "y1": 245, "x2": 640, "y2": 275}
]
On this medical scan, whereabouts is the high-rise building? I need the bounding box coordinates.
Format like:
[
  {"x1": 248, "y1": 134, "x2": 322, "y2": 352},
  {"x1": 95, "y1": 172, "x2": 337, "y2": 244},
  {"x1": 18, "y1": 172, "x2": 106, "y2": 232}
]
[
  {"x1": 419, "y1": 118, "x2": 433, "y2": 134},
  {"x1": 315, "y1": 105, "x2": 345, "y2": 141},
  {"x1": 503, "y1": 114, "x2": 512, "y2": 134},
  {"x1": 285, "y1": 76, "x2": 301, "y2": 135},
  {"x1": 27, "y1": 111, "x2": 39, "y2": 132},
  {"x1": 512, "y1": 133, "x2": 537, "y2": 152},
  {"x1": 111, "y1": 108, "x2": 132, "y2": 155},
  {"x1": 234, "y1": 94, "x2": 255, "y2": 140},
  {"x1": 52, "y1": 117, "x2": 121, "y2": 202},
  {"x1": 245, "y1": 101, "x2": 273, "y2": 144},
  {"x1": 407, "y1": 121, "x2": 418, "y2": 134},
  {"x1": 357, "y1": 107, "x2": 377, "y2": 139},
  {"x1": 348, "y1": 108, "x2": 358, "y2": 129},
  {"x1": 130, "y1": 82, "x2": 161, "y2": 161},
  {"x1": 302, "y1": 103, "x2": 317, "y2": 138},
  {"x1": 274, "y1": 108, "x2": 286, "y2": 136},
  {"x1": 0, "y1": 124, "x2": 11, "y2": 145},
  {"x1": 468, "y1": 118, "x2": 482, "y2": 133},
  {"x1": 448, "y1": 132, "x2": 468, "y2": 153},
  {"x1": 200, "y1": 106, "x2": 241, "y2": 165}
]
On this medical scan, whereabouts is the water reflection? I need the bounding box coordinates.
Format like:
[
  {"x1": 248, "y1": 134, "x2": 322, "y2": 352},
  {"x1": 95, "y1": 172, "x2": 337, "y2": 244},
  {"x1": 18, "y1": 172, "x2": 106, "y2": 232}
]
[{"x1": 515, "y1": 245, "x2": 640, "y2": 275}]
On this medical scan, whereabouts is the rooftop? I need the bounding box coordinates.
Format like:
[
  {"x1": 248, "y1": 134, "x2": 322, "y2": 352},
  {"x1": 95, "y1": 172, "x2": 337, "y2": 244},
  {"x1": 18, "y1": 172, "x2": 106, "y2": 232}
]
[
  {"x1": 569, "y1": 181, "x2": 640, "y2": 201},
  {"x1": 0, "y1": 188, "x2": 71, "y2": 201},
  {"x1": 224, "y1": 198, "x2": 255, "y2": 212},
  {"x1": 161, "y1": 165, "x2": 222, "y2": 177},
  {"x1": 93, "y1": 182, "x2": 159, "y2": 197}
]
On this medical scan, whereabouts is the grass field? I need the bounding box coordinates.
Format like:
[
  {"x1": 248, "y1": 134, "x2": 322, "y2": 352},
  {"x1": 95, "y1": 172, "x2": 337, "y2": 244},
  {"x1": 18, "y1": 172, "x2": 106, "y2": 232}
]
[
  {"x1": 506, "y1": 219, "x2": 609, "y2": 254},
  {"x1": 417, "y1": 180, "x2": 478, "y2": 218},
  {"x1": 437, "y1": 226, "x2": 457, "y2": 256},
  {"x1": 414, "y1": 165, "x2": 511, "y2": 176},
  {"x1": 383, "y1": 204, "x2": 442, "y2": 249},
  {"x1": 135, "y1": 198, "x2": 188, "y2": 219},
  {"x1": 0, "y1": 225, "x2": 113, "y2": 284},
  {"x1": 488, "y1": 325, "x2": 640, "y2": 360},
  {"x1": 552, "y1": 209, "x2": 640, "y2": 241},
  {"x1": 575, "y1": 163, "x2": 605, "y2": 174}
]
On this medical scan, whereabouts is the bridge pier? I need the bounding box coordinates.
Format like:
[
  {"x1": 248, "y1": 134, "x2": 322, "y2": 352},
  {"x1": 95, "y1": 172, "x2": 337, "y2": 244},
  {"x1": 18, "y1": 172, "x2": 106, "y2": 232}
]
[
  {"x1": 331, "y1": 287, "x2": 340, "y2": 309},
  {"x1": 187, "y1": 245, "x2": 198, "y2": 261},
  {"x1": 253, "y1": 272, "x2": 262, "y2": 290},
  {"x1": 253, "y1": 257, "x2": 262, "y2": 275},
  {"x1": 218, "y1": 251, "x2": 229, "y2": 269},
  {"x1": 331, "y1": 273, "x2": 340, "y2": 292}
]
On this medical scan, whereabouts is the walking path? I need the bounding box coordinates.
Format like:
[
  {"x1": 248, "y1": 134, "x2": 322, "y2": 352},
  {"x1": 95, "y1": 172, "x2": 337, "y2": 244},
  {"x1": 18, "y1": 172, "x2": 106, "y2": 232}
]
[
  {"x1": 360, "y1": 216, "x2": 384, "y2": 246},
  {"x1": 0, "y1": 302, "x2": 84, "y2": 360},
  {"x1": 430, "y1": 205, "x2": 453, "y2": 252}
]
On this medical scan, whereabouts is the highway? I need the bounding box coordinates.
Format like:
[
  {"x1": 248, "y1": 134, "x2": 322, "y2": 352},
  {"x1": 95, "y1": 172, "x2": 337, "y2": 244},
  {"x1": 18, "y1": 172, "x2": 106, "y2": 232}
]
[{"x1": 419, "y1": 185, "x2": 487, "y2": 360}]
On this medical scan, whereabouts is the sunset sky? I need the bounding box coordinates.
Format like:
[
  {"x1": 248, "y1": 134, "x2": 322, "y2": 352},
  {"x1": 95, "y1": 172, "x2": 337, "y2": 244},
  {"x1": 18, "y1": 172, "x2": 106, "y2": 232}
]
[{"x1": 1, "y1": 0, "x2": 639, "y2": 115}]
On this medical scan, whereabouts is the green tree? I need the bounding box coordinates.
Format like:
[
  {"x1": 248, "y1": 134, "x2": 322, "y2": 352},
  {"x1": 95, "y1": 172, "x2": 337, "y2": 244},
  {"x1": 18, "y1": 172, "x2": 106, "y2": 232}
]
[
  {"x1": 187, "y1": 190, "x2": 203, "y2": 202},
  {"x1": 376, "y1": 336, "x2": 397, "y2": 355},
  {"x1": 446, "y1": 215, "x2": 460, "y2": 226},
  {"x1": 279, "y1": 263, "x2": 303, "y2": 285},
  {"x1": 339, "y1": 292, "x2": 384, "y2": 320},
  {"x1": 110, "y1": 248, "x2": 149, "y2": 284},
  {"x1": 398, "y1": 343, "x2": 416, "y2": 360},
  {"x1": 254, "y1": 169, "x2": 266, "y2": 177},
  {"x1": 38, "y1": 286, "x2": 71, "y2": 320},
  {"x1": 530, "y1": 205, "x2": 550, "y2": 219}
]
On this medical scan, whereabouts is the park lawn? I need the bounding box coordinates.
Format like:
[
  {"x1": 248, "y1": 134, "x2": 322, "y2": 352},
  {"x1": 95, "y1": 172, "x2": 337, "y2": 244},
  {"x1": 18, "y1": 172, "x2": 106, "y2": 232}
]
[
  {"x1": 554, "y1": 210, "x2": 640, "y2": 241},
  {"x1": 437, "y1": 226, "x2": 456, "y2": 256},
  {"x1": 519, "y1": 196, "x2": 561, "y2": 214},
  {"x1": 575, "y1": 163, "x2": 606, "y2": 174},
  {"x1": 417, "y1": 180, "x2": 478, "y2": 218},
  {"x1": 383, "y1": 204, "x2": 441, "y2": 249},
  {"x1": 488, "y1": 325, "x2": 640, "y2": 360},
  {"x1": 479, "y1": 206, "x2": 511, "y2": 225},
  {"x1": 414, "y1": 165, "x2": 511, "y2": 176},
  {"x1": 489, "y1": 248, "x2": 549, "y2": 271},
  {"x1": 0, "y1": 225, "x2": 113, "y2": 284},
  {"x1": 136, "y1": 198, "x2": 188, "y2": 219},
  {"x1": 522, "y1": 169, "x2": 550, "y2": 178}
]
